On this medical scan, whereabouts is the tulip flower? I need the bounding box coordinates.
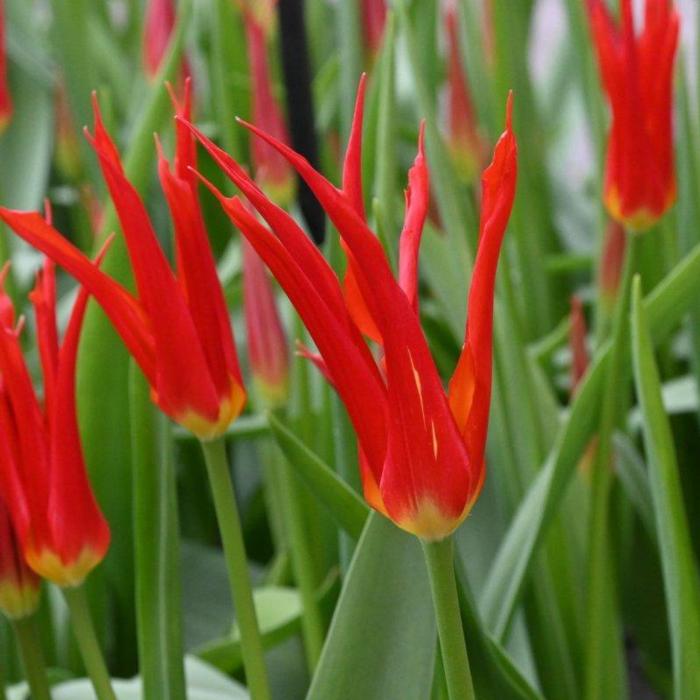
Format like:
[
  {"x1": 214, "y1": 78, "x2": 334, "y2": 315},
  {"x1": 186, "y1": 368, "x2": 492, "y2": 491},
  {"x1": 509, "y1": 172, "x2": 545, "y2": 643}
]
[
  {"x1": 587, "y1": 0, "x2": 679, "y2": 231},
  {"x1": 142, "y1": 0, "x2": 189, "y2": 82},
  {"x1": 243, "y1": 237, "x2": 289, "y2": 407},
  {"x1": 182, "y1": 81, "x2": 517, "y2": 541},
  {"x1": 0, "y1": 495, "x2": 40, "y2": 619},
  {"x1": 0, "y1": 259, "x2": 110, "y2": 588},
  {"x1": 361, "y1": 0, "x2": 387, "y2": 59},
  {"x1": 569, "y1": 295, "x2": 589, "y2": 394},
  {"x1": 444, "y1": 0, "x2": 484, "y2": 183},
  {"x1": 240, "y1": 0, "x2": 294, "y2": 204},
  {"x1": 0, "y1": 0, "x2": 12, "y2": 131},
  {"x1": 0, "y1": 87, "x2": 245, "y2": 440}
]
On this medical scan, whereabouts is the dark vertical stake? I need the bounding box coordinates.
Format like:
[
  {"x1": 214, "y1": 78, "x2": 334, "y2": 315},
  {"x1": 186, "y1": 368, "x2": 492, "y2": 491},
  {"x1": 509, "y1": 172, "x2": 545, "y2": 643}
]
[{"x1": 277, "y1": 0, "x2": 326, "y2": 244}]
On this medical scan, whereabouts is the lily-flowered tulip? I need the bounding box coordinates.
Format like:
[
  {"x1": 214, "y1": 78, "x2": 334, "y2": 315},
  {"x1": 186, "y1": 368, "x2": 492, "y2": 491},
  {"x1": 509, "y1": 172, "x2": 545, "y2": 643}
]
[
  {"x1": 0, "y1": 0, "x2": 12, "y2": 131},
  {"x1": 243, "y1": 237, "x2": 289, "y2": 407},
  {"x1": 0, "y1": 259, "x2": 110, "y2": 587},
  {"x1": 444, "y1": 0, "x2": 483, "y2": 183},
  {"x1": 0, "y1": 495, "x2": 40, "y2": 619},
  {"x1": 0, "y1": 85, "x2": 245, "y2": 440},
  {"x1": 240, "y1": 0, "x2": 294, "y2": 204},
  {"x1": 182, "y1": 81, "x2": 517, "y2": 541},
  {"x1": 587, "y1": 0, "x2": 679, "y2": 231}
]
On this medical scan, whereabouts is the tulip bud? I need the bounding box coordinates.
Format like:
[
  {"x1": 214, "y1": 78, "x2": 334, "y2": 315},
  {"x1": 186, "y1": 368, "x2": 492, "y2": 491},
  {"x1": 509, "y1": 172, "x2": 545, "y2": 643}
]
[{"x1": 243, "y1": 237, "x2": 289, "y2": 407}]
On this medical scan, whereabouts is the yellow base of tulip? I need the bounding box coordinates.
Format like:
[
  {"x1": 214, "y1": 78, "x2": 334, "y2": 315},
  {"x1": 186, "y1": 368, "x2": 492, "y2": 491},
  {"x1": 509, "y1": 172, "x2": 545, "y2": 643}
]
[
  {"x1": 178, "y1": 383, "x2": 246, "y2": 441},
  {"x1": 0, "y1": 580, "x2": 40, "y2": 620},
  {"x1": 26, "y1": 546, "x2": 104, "y2": 588}
]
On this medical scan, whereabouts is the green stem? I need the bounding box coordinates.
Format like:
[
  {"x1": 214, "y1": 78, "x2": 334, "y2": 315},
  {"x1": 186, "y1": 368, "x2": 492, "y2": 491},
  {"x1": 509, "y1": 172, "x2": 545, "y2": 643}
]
[
  {"x1": 200, "y1": 437, "x2": 271, "y2": 700},
  {"x1": 584, "y1": 232, "x2": 638, "y2": 700},
  {"x1": 63, "y1": 585, "x2": 117, "y2": 700},
  {"x1": 422, "y1": 537, "x2": 475, "y2": 700},
  {"x1": 12, "y1": 616, "x2": 51, "y2": 700}
]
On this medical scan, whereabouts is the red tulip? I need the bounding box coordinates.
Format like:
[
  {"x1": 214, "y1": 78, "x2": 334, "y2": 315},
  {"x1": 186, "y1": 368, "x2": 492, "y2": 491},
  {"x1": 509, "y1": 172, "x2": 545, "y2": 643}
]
[
  {"x1": 599, "y1": 220, "x2": 626, "y2": 311},
  {"x1": 569, "y1": 295, "x2": 589, "y2": 395},
  {"x1": 0, "y1": 86, "x2": 245, "y2": 439},
  {"x1": 361, "y1": 0, "x2": 387, "y2": 58},
  {"x1": 0, "y1": 495, "x2": 40, "y2": 619},
  {"x1": 587, "y1": 0, "x2": 678, "y2": 231},
  {"x1": 444, "y1": 0, "x2": 483, "y2": 183},
  {"x1": 142, "y1": 0, "x2": 189, "y2": 82},
  {"x1": 0, "y1": 0, "x2": 12, "y2": 131},
  {"x1": 243, "y1": 237, "x2": 289, "y2": 407},
  {"x1": 241, "y1": 0, "x2": 294, "y2": 204},
  {"x1": 181, "y1": 81, "x2": 517, "y2": 541},
  {"x1": 0, "y1": 259, "x2": 110, "y2": 587}
]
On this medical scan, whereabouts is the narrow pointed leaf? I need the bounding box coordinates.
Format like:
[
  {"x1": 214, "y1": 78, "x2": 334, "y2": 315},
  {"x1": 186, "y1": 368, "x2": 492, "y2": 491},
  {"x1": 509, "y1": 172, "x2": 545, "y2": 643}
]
[{"x1": 631, "y1": 277, "x2": 700, "y2": 700}]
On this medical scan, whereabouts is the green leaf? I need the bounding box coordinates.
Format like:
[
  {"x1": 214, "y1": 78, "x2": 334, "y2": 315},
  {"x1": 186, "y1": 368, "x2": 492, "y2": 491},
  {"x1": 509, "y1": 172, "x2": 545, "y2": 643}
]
[
  {"x1": 0, "y1": 63, "x2": 53, "y2": 211},
  {"x1": 267, "y1": 412, "x2": 369, "y2": 540},
  {"x1": 307, "y1": 514, "x2": 435, "y2": 700},
  {"x1": 631, "y1": 277, "x2": 700, "y2": 700},
  {"x1": 455, "y1": 563, "x2": 543, "y2": 700},
  {"x1": 481, "y1": 239, "x2": 700, "y2": 639},
  {"x1": 129, "y1": 365, "x2": 187, "y2": 700},
  {"x1": 196, "y1": 587, "x2": 302, "y2": 673},
  {"x1": 7, "y1": 657, "x2": 249, "y2": 700}
]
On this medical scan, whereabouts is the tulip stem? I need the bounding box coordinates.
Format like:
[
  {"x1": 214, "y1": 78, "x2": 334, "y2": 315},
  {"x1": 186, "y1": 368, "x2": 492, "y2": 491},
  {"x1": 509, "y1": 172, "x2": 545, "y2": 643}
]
[
  {"x1": 200, "y1": 437, "x2": 271, "y2": 700},
  {"x1": 63, "y1": 585, "x2": 117, "y2": 700},
  {"x1": 12, "y1": 616, "x2": 51, "y2": 700},
  {"x1": 422, "y1": 537, "x2": 475, "y2": 700}
]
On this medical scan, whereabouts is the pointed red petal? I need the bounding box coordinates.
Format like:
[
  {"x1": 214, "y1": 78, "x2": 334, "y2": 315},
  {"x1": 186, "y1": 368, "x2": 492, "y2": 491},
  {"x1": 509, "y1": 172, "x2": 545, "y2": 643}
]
[
  {"x1": 449, "y1": 94, "x2": 517, "y2": 474},
  {"x1": 158, "y1": 126, "x2": 244, "y2": 406},
  {"x1": 46, "y1": 247, "x2": 111, "y2": 581},
  {"x1": 181, "y1": 117, "x2": 349, "y2": 321},
  {"x1": 398, "y1": 123, "x2": 429, "y2": 313},
  {"x1": 0, "y1": 208, "x2": 156, "y2": 382},
  {"x1": 208, "y1": 188, "x2": 389, "y2": 479},
  {"x1": 342, "y1": 74, "x2": 367, "y2": 221},
  {"x1": 29, "y1": 259, "x2": 60, "y2": 414},
  {"x1": 338, "y1": 75, "x2": 383, "y2": 342},
  {"x1": 88, "y1": 98, "x2": 221, "y2": 424}
]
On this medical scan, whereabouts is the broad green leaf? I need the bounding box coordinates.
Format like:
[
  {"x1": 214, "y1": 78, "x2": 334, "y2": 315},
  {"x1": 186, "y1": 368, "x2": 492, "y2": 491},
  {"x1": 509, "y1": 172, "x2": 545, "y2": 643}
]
[
  {"x1": 196, "y1": 587, "x2": 302, "y2": 673},
  {"x1": 307, "y1": 514, "x2": 435, "y2": 700},
  {"x1": 481, "y1": 239, "x2": 700, "y2": 639},
  {"x1": 267, "y1": 413, "x2": 369, "y2": 540},
  {"x1": 129, "y1": 366, "x2": 186, "y2": 700},
  {"x1": 631, "y1": 277, "x2": 700, "y2": 700},
  {"x1": 455, "y1": 562, "x2": 543, "y2": 700}
]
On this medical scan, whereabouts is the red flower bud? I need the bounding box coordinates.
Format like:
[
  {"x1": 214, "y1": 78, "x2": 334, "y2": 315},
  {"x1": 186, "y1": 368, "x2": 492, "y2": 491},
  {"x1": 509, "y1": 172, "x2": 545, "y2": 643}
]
[
  {"x1": 243, "y1": 237, "x2": 289, "y2": 407},
  {"x1": 587, "y1": 0, "x2": 678, "y2": 231},
  {"x1": 0, "y1": 259, "x2": 110, "y2": 587}
]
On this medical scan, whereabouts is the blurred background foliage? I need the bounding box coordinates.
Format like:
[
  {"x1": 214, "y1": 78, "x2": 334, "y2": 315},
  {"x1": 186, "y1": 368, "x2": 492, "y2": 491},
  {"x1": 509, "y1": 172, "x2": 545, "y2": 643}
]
[{"x1": 1, "y1": 0, "x2": 700, "y2": 698}]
